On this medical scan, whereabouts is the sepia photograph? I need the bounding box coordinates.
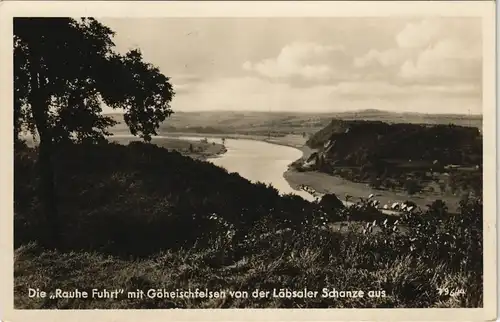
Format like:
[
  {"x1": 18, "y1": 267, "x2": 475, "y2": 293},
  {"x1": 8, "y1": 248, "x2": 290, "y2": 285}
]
[{"x1": 1, "y1": 1, "x2": 497, "y2": 321}]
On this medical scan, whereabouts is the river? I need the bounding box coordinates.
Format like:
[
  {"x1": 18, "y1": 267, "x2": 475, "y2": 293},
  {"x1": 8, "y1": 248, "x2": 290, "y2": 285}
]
[
  {"x1": 176, "y1": 137, "x2": 402, "y2": 215},
  {"x1": 175, "y1": 136, "x2": 316, "y2": 201},
  {"x1": 146, "y1": 135, "x2": 401, "y2": 214},
  {"x1": 24, "y1": 132, "x2": 314, "y2": 201},
  {"x1": 26, "y1": 133, "x2": 403, "y2": 211},
  {"x1": 108, "y1": 134, "x2": 315, "y2": 201}
]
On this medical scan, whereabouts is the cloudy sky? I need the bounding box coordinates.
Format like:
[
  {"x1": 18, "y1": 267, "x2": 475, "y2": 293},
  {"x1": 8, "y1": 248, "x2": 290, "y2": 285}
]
[{"x1": 99, "y1": 17, "x2": 482, "y2": 115}]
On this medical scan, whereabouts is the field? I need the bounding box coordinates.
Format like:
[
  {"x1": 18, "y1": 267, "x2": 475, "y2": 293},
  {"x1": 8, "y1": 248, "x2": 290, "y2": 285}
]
[{"x1": 107, "y1": 110, "x2": 482, "y2": 138}]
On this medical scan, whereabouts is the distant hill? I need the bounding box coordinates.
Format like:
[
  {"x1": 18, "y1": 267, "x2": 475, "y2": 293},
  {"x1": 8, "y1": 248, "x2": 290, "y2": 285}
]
[{"x1": 105, "y1": 110, "x2": 482, "y2": 136}]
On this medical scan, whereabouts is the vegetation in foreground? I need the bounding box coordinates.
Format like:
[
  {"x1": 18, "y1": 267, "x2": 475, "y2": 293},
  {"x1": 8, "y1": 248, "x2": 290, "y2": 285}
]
[{"x1": 15, "y1": 142, "x2": 483, "y2": 309}]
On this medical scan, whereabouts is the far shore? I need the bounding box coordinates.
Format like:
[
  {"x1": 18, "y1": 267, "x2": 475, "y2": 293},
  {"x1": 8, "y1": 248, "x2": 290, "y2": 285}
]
[
  {"x1": 163, "y1": 131, "x2": 312, "y2": 151},
  {"x1": 108, "y1": 135, "x2": 227, "y2": 161}
]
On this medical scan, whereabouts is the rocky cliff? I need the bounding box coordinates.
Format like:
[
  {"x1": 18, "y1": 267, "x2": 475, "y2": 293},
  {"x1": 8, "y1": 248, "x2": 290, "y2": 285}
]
[{"x1": 303, "y1": 119, "x2": 482, "y2": 173}]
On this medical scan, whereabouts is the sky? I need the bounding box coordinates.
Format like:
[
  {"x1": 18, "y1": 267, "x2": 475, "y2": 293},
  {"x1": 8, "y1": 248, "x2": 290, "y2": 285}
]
[{"x1": 98, "y1": 17, "x2": 482, "y2": 115}]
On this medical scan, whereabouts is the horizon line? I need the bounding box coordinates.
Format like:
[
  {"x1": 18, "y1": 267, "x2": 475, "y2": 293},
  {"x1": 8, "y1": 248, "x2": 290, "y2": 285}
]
[{"x1": 103, "y1": 109, "x2": 484, "y2": 117}]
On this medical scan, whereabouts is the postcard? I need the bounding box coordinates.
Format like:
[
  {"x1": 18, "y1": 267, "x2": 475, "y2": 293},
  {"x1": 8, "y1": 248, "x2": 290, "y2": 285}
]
[{"x1": 1, "y1": 1, "x2": 497, "y2": 321}]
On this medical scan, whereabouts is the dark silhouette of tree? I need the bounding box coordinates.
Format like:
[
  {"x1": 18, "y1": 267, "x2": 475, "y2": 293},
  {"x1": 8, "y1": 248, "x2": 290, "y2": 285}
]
[
  {"x1": 426, "y1": 199, "x2": 448, "y2": 216},
  {"x1": 404, "y1": 179, "x2": 421, "y2": 195},
  {"x1": 368, "y1": 172, "x2": 382, "y2": 189},
  {"x1": 14, "y1": 18, "x2": 174, "y2": 248},
  {"x1": 319, "y1": 193, "x2": 344, "y2": 213}
]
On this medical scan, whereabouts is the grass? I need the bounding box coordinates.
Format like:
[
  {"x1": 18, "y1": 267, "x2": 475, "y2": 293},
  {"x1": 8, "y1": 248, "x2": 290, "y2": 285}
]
[
  {"x1": 14, "y1": 231, "x2": 481, "y2": 309},
  {"x1": 14, "y1": 141, "x2": 483, "y2": 309}
]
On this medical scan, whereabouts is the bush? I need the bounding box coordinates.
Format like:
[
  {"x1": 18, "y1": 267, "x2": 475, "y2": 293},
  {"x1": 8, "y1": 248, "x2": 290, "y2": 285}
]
[{"x1": 404, "y1": 179, "x2": 421, "y2": 195}]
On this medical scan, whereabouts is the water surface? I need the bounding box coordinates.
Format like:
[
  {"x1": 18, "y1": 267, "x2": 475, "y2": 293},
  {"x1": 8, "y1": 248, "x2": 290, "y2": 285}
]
[{"x1": 177, "y1": 136, "x2": 315, "y2": 201}]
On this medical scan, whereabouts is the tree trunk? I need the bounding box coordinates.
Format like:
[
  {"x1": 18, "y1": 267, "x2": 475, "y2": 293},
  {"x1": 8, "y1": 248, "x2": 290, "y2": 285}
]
[
  {"x1": 36, "y1": 135, "x2": 61, "y2": 249},
  {"x1": 28, "y1": 50, "x2": 62, "y2": 249}
]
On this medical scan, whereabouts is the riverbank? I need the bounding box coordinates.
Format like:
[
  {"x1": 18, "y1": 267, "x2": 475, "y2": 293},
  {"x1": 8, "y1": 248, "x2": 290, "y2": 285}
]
[
  {"x1": 110, "y1": 131, "x2": 312, "y2": 159},
  {"x1": 108, "y1": 135, "x2": 227, "y2": 161},
  {"x1": 165, "y1": 131, "x2": 311, "y2": 150}
]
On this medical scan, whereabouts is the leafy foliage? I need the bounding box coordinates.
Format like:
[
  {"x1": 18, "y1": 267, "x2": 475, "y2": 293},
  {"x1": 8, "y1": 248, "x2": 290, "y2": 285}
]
[
  {"x1": 14, "y1": 18, "x2": 174, "y2": 248},
  {"x1": 14, "y1": 17, "x2": 174, "y2": 144}
]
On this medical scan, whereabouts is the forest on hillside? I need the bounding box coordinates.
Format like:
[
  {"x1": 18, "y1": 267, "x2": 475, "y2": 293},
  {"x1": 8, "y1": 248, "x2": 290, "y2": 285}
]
[
  {"x1": 306, "y1": 119, "x2": 482, "y2": 166},
  {"x1": 300, "y1": 119, "x2": 482, "y2": 196}
]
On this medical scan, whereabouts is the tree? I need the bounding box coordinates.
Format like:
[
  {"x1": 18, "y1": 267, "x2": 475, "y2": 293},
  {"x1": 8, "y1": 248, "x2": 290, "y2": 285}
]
[
  {"x1": 368, "y1": 172, "x2": 382, "y2": 189},
  {"x1": 404, "y1": 179, "x2": 421, "y2": 195},
  {"x1": 14, "y1": 18, "x2": 175, "y2": 248},
  {"x1": 319, "y1": 193, "x2": 344, "y2": 212},
  {"x1": 426, "y1": 199, "x2": 448, "y2": 216}
]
